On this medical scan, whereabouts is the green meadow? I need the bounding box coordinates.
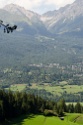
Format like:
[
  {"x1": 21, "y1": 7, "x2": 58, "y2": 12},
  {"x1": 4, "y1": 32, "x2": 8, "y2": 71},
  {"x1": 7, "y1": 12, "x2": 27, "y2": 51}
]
[
  {"x1": 4, "y1": 114, "x2": 83, "y2": 125},
  {"x1": 9, "y1": 84, "x2": 27, "y2": 91},
  {"x1": 7, "y1": 81, "x2": 83, "y2": 96},
  {"x1": 29, "y1": 82, "x2": 83, "y2": 96},
  {"x1": 5, "y1": 82, "x2": 83, "y2": 103}
]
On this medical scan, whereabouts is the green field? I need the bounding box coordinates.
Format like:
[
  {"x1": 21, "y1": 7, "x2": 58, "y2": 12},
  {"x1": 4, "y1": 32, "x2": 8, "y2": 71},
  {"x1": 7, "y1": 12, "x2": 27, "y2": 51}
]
[
  {"x1": 4, "y1": 114, "x2": 83, "y2": 125},
  {"x1": 8, "y1": 81, "x2": 83, "y2": 95},
  {"x1": 30, "y1": 82, "x2": 83, "y2": 96},
  {"x1": 5, "y1": 84, "x2": 27, "y2": 92},
  {"x1": 9, "y1": 84, "x2": 27, "y2": 91},
  {"x1": 5, "y1": 82, "x2": 83, "y2": 103}
]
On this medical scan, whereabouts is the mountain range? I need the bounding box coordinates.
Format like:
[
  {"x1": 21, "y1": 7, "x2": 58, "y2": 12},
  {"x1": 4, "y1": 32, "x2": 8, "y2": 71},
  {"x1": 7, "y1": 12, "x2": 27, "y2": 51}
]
[
  {"x1": 0, "y1": 0, "x2": 83, "y2": 68},
  {"x1": 0, "y1": 0, "x2": 83, "y2": 37}
]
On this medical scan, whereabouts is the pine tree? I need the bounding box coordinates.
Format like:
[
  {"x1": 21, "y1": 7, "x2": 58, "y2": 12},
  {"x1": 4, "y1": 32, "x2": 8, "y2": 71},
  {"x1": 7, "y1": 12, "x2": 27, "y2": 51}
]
[{"x1": 75, "y1": 102, "x2": 82, "y2": 113}]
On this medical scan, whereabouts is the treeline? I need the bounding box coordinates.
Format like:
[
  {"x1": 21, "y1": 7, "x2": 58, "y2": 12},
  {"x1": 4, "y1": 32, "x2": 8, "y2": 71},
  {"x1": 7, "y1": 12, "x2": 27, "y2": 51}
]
[
  {"x1": 0, "y1": 66, "x2": 74, "y2": 87},
  {"x1": 0, "y1": 90, "x2": 83, "y2": 122},
  {"x1": 1, "y1": 66, "x2": 83, "y2": 90}
]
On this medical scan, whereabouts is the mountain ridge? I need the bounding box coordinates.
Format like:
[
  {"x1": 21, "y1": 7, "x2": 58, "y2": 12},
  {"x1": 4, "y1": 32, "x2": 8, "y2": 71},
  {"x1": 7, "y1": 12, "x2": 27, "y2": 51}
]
[
  {"x1": 1, "y1": 4, "x2": 50, "y2": 35},
  {"x1": 0, "y1": 0, "x2": 83, "y2": 36},
  {"x1": 41, "y1": 0, "x2": 83, "y2": 34}
]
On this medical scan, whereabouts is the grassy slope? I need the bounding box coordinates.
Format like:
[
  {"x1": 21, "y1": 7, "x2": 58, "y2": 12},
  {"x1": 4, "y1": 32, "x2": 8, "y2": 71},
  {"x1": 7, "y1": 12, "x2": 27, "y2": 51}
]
[
  {"x1": 65, "y1": 113, "x2": 83, "y2": 125},
  {"x1": 76, "y1": 116, "x2": 83, "y2": 124},
  {"x1": 4, "y1": 114, "x2": 83, "y2": 125}
]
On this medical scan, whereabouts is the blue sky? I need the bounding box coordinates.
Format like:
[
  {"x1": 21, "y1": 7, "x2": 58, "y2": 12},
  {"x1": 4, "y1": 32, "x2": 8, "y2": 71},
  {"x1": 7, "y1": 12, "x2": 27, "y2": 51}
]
[{"x1": 0, "y1": 0, "x2": 75, "y2": 14}]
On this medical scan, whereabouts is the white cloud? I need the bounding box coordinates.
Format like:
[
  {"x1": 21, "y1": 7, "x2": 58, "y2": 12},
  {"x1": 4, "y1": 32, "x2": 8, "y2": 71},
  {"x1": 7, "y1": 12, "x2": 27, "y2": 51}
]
[{"x1": 0, "y1": 0, "x2": 75, "y2": 14}]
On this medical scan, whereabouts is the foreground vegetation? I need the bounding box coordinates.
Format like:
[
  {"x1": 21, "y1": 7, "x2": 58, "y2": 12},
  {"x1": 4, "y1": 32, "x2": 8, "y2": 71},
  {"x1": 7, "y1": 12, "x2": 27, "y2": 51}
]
[
  {"x1": 0, "y1": 90, "x2": 83, "y2": 123},
  {"x1": 3, "y1": 114, "x2": 83, "y2": 125}
]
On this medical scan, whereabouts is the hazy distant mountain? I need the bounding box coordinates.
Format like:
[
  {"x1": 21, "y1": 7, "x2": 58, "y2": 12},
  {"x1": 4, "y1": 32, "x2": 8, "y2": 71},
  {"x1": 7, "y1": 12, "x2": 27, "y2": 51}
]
[
  {"x1": 0, "y1": 4, "x2": 49, "y2": 35},
  {"x1": 41, "y1": 0, "x2": 83, "y2": 36},
  {"x1": 0, "y1": 0, "x2": 83, "y2": 36},
  {"x1": 1, "y1": 0, "x2": 83, "y2": 67}
]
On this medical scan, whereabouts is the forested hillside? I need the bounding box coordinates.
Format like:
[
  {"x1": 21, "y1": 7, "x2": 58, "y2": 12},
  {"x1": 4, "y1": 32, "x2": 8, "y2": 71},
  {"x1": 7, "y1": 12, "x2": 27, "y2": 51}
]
[
  {"x1": 0, "y1": 32, "x2": 83, "y2": 102},
  {"x1": 0, "y1": 90, "x2": 83, "y2": 122},
  {"x1": 0, "y1": 32, "x2": 83, "y2": 67},
  {"x1": 1, "y1": 0, "x2": 83, "y2": 124}
]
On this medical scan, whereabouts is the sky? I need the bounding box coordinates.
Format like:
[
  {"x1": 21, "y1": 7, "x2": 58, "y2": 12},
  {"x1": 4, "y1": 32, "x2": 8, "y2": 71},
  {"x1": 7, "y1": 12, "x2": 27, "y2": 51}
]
[{"x1": 0, "y1": 0, "x2": 75, "y2": 14}]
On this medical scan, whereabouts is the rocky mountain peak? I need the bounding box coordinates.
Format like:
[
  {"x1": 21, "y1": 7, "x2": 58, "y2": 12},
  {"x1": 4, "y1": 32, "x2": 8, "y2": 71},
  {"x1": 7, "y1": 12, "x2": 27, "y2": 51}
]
[
  {"x1": 75, "y1": 0, "x2": 83, "y2": 3},
  {"x1": 3, "y1": 4, "x2": 39, "y2": 20},
  {"x1": 1, "y1": 0, "x2": 83, "y2": 36},
  {"x1": 3, "y1": 4, "x2": 23, "y2": 14}
]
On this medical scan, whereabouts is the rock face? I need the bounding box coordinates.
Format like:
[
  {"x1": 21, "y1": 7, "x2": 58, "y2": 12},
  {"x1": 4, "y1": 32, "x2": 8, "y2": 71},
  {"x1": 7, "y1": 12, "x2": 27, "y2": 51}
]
[
  {"x1": 41, "y1": 0, "x2": 83, "y2": 36},
  {"x1": 0, "y1": 0, "x2": 83, "y2": 36},
  {"x1": 1, "y1": 4, "x2": 49, "y2": 35}
]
